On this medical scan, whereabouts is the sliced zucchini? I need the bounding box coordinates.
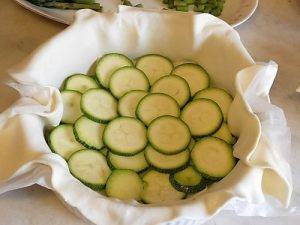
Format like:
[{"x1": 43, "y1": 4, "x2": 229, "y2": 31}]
[
  {"x1": 64, "y1": 74, "x2": 98, "y2": 93},
  {"x1": 212, "y1": 122, "x2": 237, "y2": 145},
  {"x1": 169, "y1": 166, "x2": 206, "y2": 193},
  {"x1": 188, "y1": 137, "x2": 195, "y2": 150},
  {"x1": 61, "y1": 90, "x2": 83, "y2": 124},
  {"x1": 141, "y1": 170, "x2": 185, "y2": 204},
  {"x1": 180, "y1": 99, "x2": 223, "y2": 137},
  {"x1": 136, "y1": 93, "x2": 180, "y2": 126},
  {"x1": 107, "y1": 151, "x2": 149, "y2": 172},
  {"x1": 49, "y1": 124, "x2": 83, "y2": 160},
  {"x1": 106, "y1": 169, "x2": 143, "y2": 201},
  {"x1": 73, "y1": 116, "x2": 106, "y2": 150},
  {"x1": 172, "y1": 63, "x2": 210, "y2": 96},
  {"x1": 151, "y1": 75, "x2": 190, "y2": 107},
  {"x1": 194, "y1": 87, "x2": 233, "y2": 121},
  {"x1": 81, "y1": 89, "x2": 118, "y2": 123},
  {"x1": 144, "y1": 145, "x2": 189, "y2": 173},
  {"x1": 191, "y1": 137, "x2": 236, "y2": 180},
  {"x1": 96, "y1": 53, "x2": 133, "y2": 88},
  {"x1": 109, "y1": 66, "x2": 150, "y2": 99},
  {"x1": 136, "y1": 54, "x2": 174, "y2": 85},
  {"x1": 68, "y1": 150, "x2": 111, "y2": 190},
  {"x1": 118, "y1": 90, "x2": 148, "y2": 117},
  {"x1": 103, "y1": 117, "x2": 147, "y2": 156},
  {"x1": 147, "y1": 116, "x2": 191, "y2": 154}
]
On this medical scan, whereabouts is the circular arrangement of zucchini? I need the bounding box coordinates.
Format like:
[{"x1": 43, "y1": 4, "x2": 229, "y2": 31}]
[{"x1": 48, "y1": 53, "x2": 237, "y2": 204}]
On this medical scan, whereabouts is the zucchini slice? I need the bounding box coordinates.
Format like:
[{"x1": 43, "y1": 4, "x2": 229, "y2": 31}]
[
  {"x1": 81, "y1": 89, "x2": 118, "y2": 123},
  {"x1": 191, "y1": 137, "x2": 236, "y2": 180},
  {"x1": 107, "y1": 151, "x2": 149, "y2": 172},
  {"x1": 109, "y1": 66, "x2": 150, "y2": 98},
  {"x1": 49, "y1": 124, "x2": 83, "y2": 160},
  {"x1": 169, "y1": 166, "x2": 206, "y2": 194},
  {"x1": 136, "y1": 54, "x2": 174, "y2": 85},
  {"x1": 96, "y1": 53, "x2": 133, "y2": 88},
  {"x1": 144, "y1": 145, "x2": 190, "y2": 173},
  {"x1": 61, "y1": 90, "x2": 83, "y2": 124},
  {"x1": 172, "y1": 63, "x2": 210, "y2": 96},
  {"x1": 212, "y1": 122, "x2": 237, "y2": 145},
  {"x1": 147, "y1": 116, "x2": 191, "y2": 154},
  {"x1": 141, "y1": 170, "x2": 185, "y2": 204},
  {"x1": 68, "y1": 150, "x2": 111, "y2": 190},
  {"x1": 136, "y1": 93, "x2": 180, "y2": 126},
  {"x1": 151, "y1": 75, "x2": 190, "y2": 107},
  {"x1": 103, "y1": 117, "x2": 147, "y2": 156},
  {"x1": 180, "y1": 99, "x2": 223, "y2": 137},
  {"x1": 118, "y1": 90, "x2": 148, "y2": 117},
  {"x1": 194, "y1": 87, "x2": 233, "y2": 121},
  {"x1": 64, "y1": 74, "x2": 98, "y2": 93},
  {"x1": 73, "y1": 116, "x2": 106, "y2": 150},
  {"x1": 106, "y1": 169, "x2": 143, "y2": 201}
]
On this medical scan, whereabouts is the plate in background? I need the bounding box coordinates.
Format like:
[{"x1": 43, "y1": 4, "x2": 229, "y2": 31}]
[{"x1": 14, "y1": 0, "x2": 258, "y2": 27}]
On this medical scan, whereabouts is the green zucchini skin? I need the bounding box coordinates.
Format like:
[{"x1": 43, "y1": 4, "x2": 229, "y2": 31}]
[{"x1": 169, "y1": 173, "x2": 206, "y2": 194}]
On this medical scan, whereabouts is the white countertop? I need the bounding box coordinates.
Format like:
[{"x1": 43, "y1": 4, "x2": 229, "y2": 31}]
[{"x1": 0, "y1": 0, "x2": 299, "y2": 224}]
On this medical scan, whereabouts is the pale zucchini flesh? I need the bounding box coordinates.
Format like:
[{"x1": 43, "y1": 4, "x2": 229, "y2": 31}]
[
  {"x1": 151, "y1": 75, "x2": 190, "y2": 107},
  {"x1": 64, "y1": 74, "x2": 99, "y2": 93},
  {"x1": 107, "y1": 151, "x2": 149, "y2": 172},
  {"x1": 118, "y1": 90, "x2": 148, "y2": 117},
  {"x1": 81, "y1": 89, "x2": 118, "y2": 123},
  {"x1": 68, "y1": 150, "x2": 111, "y2": 190},
  {"x1": 147, "y1": 115, "x2": 191, "y2": 154},
  {"x1": 106, "y1": 169, "x2": 143, "y2": 201},
  {"x1": 181, "y1": 99, "x2": 223, "y2": 137},
  {"x1": 109, "y1": 66, "x2": 150, "y2": 99},
  {"x1": 191, "y1": 137, "x2": 236, "y2": 180},
  {"x1": 96, "y1": 53, "x2": 133, "y2": 88},
  {"x1": 144, "y1": 145, "x2": 190, "y2": 173},
  {"x1": 173, "y1": 63, "x2": 210, "y2": 96},
  {"x1": 136, "y1": 54, "x2": 174, "y2": 85},
  {"x1": 194, "y1": 87, "x2": 233, "y2": 121},
  {"x1": 73, "y1": 116, "x2": 106, "y2": 150},
  {"x1": 136, "y1": 93, "x2": 180, "y2": 126},
  {"x1": 49, "y1": 124, "x2": 84, "y2": 160},
  {"x1": 141, "y1": 170, "x2": 185, "y2": 204},
  {"x1": 212, "y1": 122, "x2": 237, "y2": 145},
  {"x1": 103, "y1": 117, "x2": 147, "y2": 156},
  {"x1": 61, "y1": 90, "x2": 83, "y2": 124}
]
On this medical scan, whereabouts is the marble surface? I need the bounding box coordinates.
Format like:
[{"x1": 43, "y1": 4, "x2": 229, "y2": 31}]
[{"x1": 0, "y1": 0, "x2": 299, "y2": 224}]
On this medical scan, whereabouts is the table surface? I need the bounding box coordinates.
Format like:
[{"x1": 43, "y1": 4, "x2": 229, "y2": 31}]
[{"x1": 0, "y1": 0, "x2": 299, "y2": 225}]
